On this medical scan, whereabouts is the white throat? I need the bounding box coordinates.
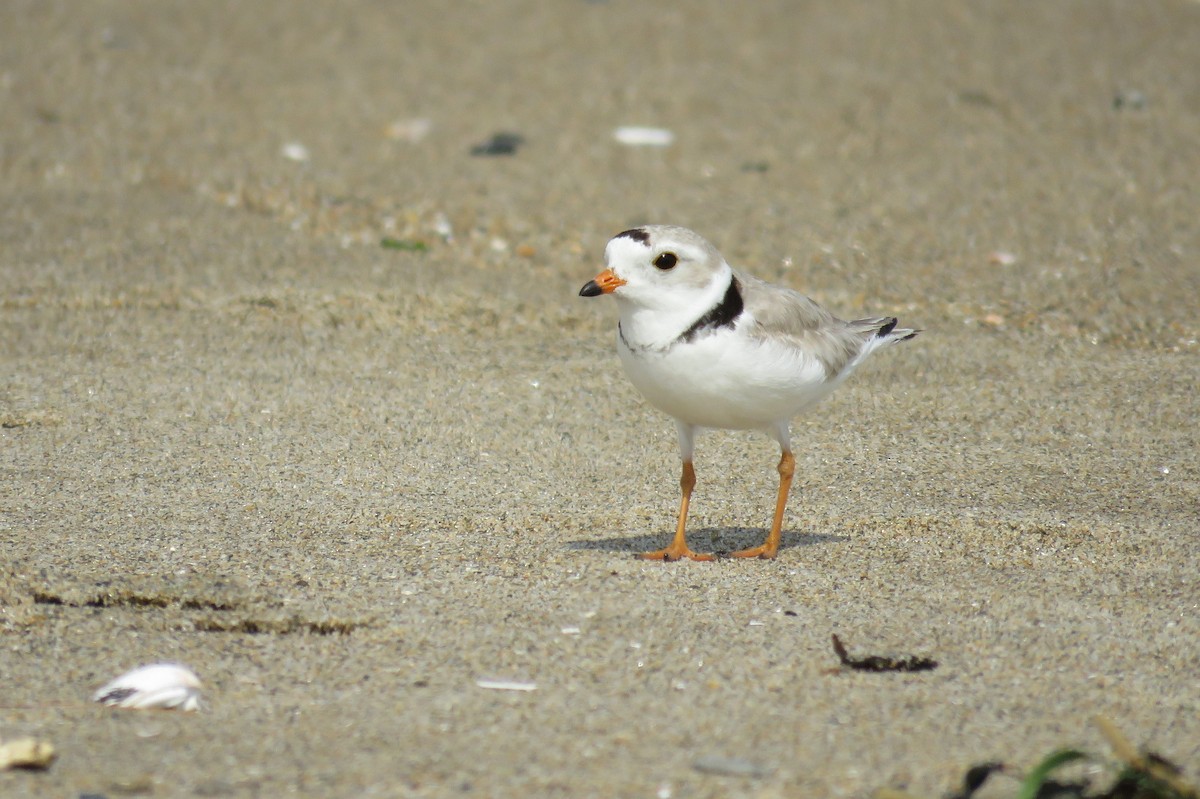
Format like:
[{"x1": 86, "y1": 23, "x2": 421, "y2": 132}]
[{"x1": 617, "y1": 264, "x2": 734, "y2": 351}]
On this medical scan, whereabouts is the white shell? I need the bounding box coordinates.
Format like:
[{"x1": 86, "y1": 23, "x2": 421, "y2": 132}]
[
  {"x1": 475, "y1": 678, "x2": 537, "y2": 692},
  {"x1": 93, "y1": 663, "x2": 203, "y2": 711},
  {"x1": 280, "y1": 141, "x2": 310, "y2": 162},
  {"x1": 613, "y1": 126, "x2": 675, "y2": 147},
  {"x1": 386, "y1": 117, "x2": 433, "y2": 142}
]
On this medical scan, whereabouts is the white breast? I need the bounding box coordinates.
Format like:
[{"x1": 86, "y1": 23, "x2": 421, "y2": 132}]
[{"x1": 617, "y1": 325, "x2": 840, "y2": 431}]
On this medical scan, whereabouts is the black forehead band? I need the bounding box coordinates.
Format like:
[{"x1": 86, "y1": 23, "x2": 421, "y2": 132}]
[{"x1": 614, "y1": 228, "x2": 651, "y2": 245}]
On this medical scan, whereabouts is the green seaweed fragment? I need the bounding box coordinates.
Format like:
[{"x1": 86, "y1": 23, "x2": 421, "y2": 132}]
[
  {"x1": 1015, "y1": 749, "x2": 1089, "y2": 799},
  {"x1": 381, "y1": 237, "x2": 428, "y2": 252}
]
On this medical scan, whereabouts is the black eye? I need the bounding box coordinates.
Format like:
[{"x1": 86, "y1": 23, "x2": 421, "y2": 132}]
[{"x1": 653, "y1": 252, "x2": 678, "y2": 270}]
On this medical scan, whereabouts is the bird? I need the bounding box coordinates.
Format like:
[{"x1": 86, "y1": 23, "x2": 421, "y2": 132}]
[
  {"x1": 579, "y1": 225, "x2": 918, "y2": 561},
  {"x1": 92, "y1": 662, "x2": 203, "y2": 711}
]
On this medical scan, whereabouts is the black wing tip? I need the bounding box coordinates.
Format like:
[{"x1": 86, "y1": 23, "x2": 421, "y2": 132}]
[
  {"x1": 874, "y1": 318, "x2": 920, "y2": 341},
  {"x1": 96, "y1": 687, "x2": 138, "y2": 704},
  {"x1": 873, "y1": 316, "x2": 916, "y2": 338}
]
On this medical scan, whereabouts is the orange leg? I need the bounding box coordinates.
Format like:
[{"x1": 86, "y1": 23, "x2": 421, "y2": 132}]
[
  {"x1": 640, "y1": 460, "x2": 715, "y2": 562},
  {"x1": 731, "y1": 450, "x2": 795, "y2": 560}
]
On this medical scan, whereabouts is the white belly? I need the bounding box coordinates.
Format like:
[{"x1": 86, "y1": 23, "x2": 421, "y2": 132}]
[{"x1": 617, "y1": 330, "x2": 841, "y2": 430}]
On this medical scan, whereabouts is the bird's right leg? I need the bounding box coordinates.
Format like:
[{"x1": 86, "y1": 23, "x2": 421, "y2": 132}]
[{"x1": 640, "y1": 423, "x2": 714, "y2": 561}]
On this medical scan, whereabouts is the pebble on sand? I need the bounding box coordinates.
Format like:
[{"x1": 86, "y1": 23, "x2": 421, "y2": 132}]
[
  {"x1": 691, "y1": 754, "x2": 772, "y2": 779},
  {"x1": 0, "y1": 738, "x2": 57, "y2": 771},
  {"x1": 386, "y1": 117, "x2": 433, "y2": 142},
  {"x1": 470, "y1": 132, "x2": 524, "y2": 156}
]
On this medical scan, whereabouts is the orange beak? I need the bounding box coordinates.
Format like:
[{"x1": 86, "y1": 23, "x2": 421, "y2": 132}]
[{"x1": 578, "y1": 268, "x2": 627, "y2": 297}]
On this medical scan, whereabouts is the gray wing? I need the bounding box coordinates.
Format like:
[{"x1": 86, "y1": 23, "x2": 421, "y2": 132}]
[{"x1": 736, "y1": 271, "x2": 901, "y2": 378}]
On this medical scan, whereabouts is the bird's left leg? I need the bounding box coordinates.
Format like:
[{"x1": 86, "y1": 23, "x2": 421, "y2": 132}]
[{"x1": 732, "y1": 427, "x2": 794, "y2": 559}]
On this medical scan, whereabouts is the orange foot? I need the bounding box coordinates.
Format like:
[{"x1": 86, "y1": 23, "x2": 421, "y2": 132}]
[
  {"x1": 729, "y1": 543, "x2": 779, "y2": 560},
  {"x1": 639, "y1": 546, "x2": 715, "y2": 562}
]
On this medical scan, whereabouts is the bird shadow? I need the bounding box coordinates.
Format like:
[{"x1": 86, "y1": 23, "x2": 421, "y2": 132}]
[{"x1": 566, "y1": 526, "x2": 849, "y2": 558}]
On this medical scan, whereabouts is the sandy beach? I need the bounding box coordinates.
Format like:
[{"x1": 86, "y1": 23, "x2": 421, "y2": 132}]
[{"x1": 2, "y1": 1, "x2": 1198, "y2": 796}]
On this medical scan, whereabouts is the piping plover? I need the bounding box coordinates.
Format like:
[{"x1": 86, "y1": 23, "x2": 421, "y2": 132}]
[
  {"x1": 580, "y1": 225, "x2": 918, "y2": 561},
  {"x1": 93, "y1": 663, "x2": 203, "y2": 711}
]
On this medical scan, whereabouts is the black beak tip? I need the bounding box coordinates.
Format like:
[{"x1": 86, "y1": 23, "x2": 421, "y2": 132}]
[{"x1": 579, "y1": 280, "x2": 602, "y2": 298}]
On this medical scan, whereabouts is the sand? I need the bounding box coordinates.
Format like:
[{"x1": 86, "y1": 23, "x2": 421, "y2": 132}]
[{"x1": 2, "y1": 1, "x2": 1198, "y2": 797}]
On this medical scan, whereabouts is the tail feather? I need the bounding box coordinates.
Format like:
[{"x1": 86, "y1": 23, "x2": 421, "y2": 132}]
[
  {"x1": 850, "y1": 316, "x2": 920, "y2": 344},
  {"x1": 828, "y1": 316, "x2": 920, "y2": 379}
]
